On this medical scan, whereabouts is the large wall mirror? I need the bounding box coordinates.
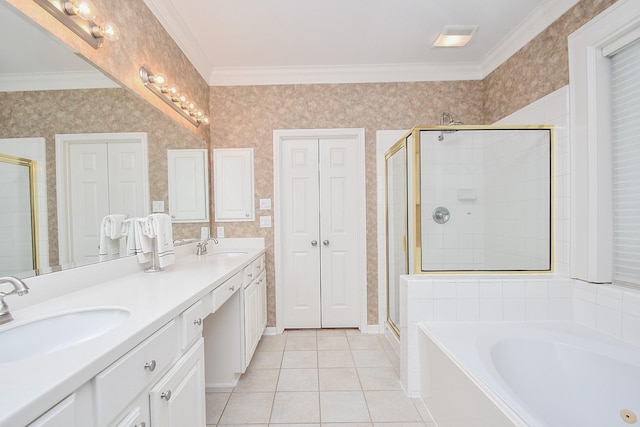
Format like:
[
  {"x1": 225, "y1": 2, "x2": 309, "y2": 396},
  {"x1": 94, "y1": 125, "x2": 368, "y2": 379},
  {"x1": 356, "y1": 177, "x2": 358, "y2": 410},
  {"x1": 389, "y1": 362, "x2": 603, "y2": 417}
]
[{"x1": 0, "y1": 2, "x2": 208, "y2": 278}]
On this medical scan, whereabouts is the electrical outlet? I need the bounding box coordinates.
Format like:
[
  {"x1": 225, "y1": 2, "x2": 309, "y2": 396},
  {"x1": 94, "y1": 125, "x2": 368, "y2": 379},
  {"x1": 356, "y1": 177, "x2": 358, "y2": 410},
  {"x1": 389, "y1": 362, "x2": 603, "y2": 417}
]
[
  {"x1": 200, "y1": 226, "x2": 209, "y2": 240},
  {"x1": 152, "y1": 200, "x2": 164, "y2": 212},
  {"x1": 217, "y1": 226, "x2": 225, "y2": 238},
  {"x1": 260, "y1": 216, "x2": 272, "y2": 228}
]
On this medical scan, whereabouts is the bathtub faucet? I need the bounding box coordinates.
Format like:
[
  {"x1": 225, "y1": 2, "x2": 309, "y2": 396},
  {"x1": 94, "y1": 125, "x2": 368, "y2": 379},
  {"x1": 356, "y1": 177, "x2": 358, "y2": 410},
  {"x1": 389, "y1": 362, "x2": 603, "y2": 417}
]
[
  {"x1": 0, "y1": 276, "x2": 30, "y2": 325},
  {"x1": 196, "y1": 237, "x2": 219, "y2": 255}
]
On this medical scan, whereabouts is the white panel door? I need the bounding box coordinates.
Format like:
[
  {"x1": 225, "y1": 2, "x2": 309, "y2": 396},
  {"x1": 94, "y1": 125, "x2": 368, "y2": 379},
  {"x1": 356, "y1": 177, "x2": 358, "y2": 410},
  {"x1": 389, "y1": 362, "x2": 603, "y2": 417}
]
[
  {"x1": 279, "y1": 134, "x2": 362, "y2": 329},
  {"x1": 319, "y1": 138, "x2": 360, "y2": 327},
  {"x1": 281, "y1": 138, "x2": 322, "y2": 328},
  {"x1": 68, "y1": 143, "x2": 109, "y2": 265},
  {"x1": 108, "y1": 142, "x2": 147, "y2": 219}
]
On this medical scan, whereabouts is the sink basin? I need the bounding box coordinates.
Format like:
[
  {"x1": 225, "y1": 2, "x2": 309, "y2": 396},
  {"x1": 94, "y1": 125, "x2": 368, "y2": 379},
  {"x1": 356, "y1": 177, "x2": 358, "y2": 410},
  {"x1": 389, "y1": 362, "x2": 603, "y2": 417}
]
[
  {"x1": 208, "y1": 251, "x2": 248, "y2": 258},
  {"x1": 0, "y1": 308, "x2": 129, "y2": 363}
]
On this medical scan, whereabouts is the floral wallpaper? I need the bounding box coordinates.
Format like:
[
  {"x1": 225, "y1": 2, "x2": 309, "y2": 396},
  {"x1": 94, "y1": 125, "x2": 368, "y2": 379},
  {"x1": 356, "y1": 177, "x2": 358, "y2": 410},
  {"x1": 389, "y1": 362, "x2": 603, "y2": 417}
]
[{"x1": 483, "y1": 0, "x2": 618, "y2": 124}]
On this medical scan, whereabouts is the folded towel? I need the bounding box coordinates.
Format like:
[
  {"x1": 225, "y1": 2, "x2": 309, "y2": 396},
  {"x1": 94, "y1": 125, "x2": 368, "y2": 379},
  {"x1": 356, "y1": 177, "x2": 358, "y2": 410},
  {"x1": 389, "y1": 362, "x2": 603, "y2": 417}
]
[
  {"x1": 134, "y1": 217, "x2": 153, "y2": 263},
  {"x1": 148, "y1": 213, "x2": 175, "y2": 268},
  {"x1": 99, "y1": 214, "x2": 127, "y2": 257},
  {"x1": 121, "y1": 218, "x2": 137, "y2": 257}
]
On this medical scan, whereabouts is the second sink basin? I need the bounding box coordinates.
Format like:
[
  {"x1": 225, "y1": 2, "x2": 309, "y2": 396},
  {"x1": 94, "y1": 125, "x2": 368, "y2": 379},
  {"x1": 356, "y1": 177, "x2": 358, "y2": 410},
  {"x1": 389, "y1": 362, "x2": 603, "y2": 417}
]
[
  {"x1": 0, "y1": 308, "x2": 129, "y2": 363},
  {"x1": 208, "y1": 251, "x2": 248, "y2": 258}
]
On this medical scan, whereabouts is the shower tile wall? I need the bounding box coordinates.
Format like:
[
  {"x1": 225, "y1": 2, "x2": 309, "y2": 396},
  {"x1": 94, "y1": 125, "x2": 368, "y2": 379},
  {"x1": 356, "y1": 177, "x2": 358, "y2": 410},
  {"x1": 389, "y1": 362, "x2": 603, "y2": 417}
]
[
  {"x1": 422, "y1": 131, "x2": 485, "y2": 270},
  {"x1": 495, "y1": 86, "x2": 570, "y2": 276}
]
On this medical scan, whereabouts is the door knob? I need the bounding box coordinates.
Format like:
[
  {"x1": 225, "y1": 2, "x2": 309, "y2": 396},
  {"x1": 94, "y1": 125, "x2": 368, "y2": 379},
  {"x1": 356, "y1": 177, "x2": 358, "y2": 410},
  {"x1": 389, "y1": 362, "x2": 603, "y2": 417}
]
[
  {"x1": 323, "y1": 240, "x2": 330, "y2": 246},
  {"x1": 311, "y1": 240, "x2": 318, "y2": 246}
]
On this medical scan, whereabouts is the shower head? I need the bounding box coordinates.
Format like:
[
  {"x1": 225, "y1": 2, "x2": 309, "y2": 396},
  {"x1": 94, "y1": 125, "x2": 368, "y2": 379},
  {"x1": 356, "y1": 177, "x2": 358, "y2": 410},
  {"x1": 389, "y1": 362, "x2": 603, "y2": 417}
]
[{"x1": 438, "y1": 112, "x2": 463, "y2": 141}]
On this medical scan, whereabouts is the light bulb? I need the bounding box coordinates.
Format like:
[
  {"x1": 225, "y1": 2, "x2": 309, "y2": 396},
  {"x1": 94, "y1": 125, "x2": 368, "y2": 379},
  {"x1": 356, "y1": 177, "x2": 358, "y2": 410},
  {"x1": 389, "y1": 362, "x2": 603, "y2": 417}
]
[
  {"x1": 100, "y1": 21, "x2": 120, "y2": 41},
  {"x1": 150, "y1": 73, "x2": 166, "y2": 86},
  {"x1": 195, "y1": 110, "x2": 204, "y2": 119},
  {"x1": 74, "y1": 0, "x2": 96, "y2": 20},
  {"x1": 168, "y1": 85, "x2": 180, "y2": 96},
  {"x1": 177, "y1": 94, "x2": 187, "y2": 104},
  {"x1": 201, "y1": 116, "x2": 210, "y2": 125},
  {"x1": 188, "y1": 101, "x2": 197, "y2": 112}
]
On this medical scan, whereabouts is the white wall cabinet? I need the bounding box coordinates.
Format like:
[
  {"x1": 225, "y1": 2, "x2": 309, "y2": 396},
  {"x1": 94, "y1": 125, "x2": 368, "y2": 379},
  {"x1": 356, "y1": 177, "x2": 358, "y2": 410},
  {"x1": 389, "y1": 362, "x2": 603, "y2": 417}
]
[
  {"x1": 213, "y1": 148, "x2": 254, "y2": 222},
  {"x1": 167, "y1": 149, "x2": 209, "y2": 223}
]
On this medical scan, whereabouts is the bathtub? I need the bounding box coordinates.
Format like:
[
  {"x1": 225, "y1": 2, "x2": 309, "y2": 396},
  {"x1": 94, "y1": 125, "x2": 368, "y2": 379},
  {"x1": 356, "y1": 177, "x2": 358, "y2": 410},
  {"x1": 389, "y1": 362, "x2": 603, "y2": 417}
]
[{"x1": 418, "y1": 321, "x2": 640, "y2": 427}]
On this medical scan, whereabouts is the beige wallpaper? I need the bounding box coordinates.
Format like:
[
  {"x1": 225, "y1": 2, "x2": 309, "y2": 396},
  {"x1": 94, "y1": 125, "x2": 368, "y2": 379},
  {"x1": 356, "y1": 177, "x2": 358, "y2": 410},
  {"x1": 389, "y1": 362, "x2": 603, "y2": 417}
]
[
  {"x1": 209, "y1": 82, "x2": 485, "y2": 326},
  {"x1": 483, "y1": 0, "x2": 618, "y2": 123},
  {"x1": 0, "y1": 87, "x2": 206, "y2": 267}
]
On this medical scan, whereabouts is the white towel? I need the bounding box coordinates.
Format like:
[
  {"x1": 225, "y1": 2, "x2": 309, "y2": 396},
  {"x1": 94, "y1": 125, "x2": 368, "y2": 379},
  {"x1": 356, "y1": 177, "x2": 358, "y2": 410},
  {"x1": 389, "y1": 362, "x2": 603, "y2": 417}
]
[
  {"x1": 134, "y1": 217, "x2": 153, "y2": 263},
  {"x1": 121, "y1": 218, "x2": 137, "y2": 256},
  {"x1": 148, "y1": 213, "x2": 175, "y2": 268},
  {"x1": 99, "y1": 214, "x2": 126, "y2": 257}
]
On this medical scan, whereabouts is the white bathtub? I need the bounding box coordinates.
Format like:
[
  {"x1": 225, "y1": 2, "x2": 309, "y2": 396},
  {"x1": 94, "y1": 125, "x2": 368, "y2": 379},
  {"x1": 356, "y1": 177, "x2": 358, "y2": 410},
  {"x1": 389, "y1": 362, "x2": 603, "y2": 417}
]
[{"x1": 418, "y1": 321, "x2": 640, "y2": 427}]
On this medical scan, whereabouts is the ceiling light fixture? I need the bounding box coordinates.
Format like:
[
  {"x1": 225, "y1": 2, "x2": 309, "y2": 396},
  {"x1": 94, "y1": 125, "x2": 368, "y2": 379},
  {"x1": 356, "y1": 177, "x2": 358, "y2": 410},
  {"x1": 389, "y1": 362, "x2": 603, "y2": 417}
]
[
  {"x1": 139, "y1": 66, "x2": 210, "y2": 127},
  {"x1": 433, "y1": 26, "x2": 477, "y2": 48},
  {"x1": 33, "y1": 0, "x2": 120, "y2": 49}
]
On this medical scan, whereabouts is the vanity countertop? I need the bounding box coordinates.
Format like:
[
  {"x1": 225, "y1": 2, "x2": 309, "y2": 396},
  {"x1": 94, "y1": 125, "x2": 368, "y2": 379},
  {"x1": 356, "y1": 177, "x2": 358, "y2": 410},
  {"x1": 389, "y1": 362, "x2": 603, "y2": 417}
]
[{"x1": 0, "y1": 241, "x2": 265, "y2": 427}]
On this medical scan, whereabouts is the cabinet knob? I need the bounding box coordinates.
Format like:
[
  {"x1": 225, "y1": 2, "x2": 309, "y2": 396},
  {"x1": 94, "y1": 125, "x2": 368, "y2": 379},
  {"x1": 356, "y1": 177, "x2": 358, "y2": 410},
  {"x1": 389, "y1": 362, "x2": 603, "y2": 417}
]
[
  {"x1": 229, "y1": 285, "x2": 235, "y2": 292},
  {"x1": 144, "y1": 360, "x2": 156, "y2": 372},
  {"x1": 161, "y1": 390, "x2": 172, "y2": 401},
  {"x1": 245, "y1": 213, "x2": 250, "y2": 217},
  {"x1": 134, "y1": 423, "x2": 146, "y2": 427},
  {"x1": 193, "y1": 318, "x2": 202, "y2": 326},
  {"x1": 311, "y1": 240, "x2": 318, "y2": 246},
  {"x1": 323, "y1": 240, "x2": 330, "y2": 246}
]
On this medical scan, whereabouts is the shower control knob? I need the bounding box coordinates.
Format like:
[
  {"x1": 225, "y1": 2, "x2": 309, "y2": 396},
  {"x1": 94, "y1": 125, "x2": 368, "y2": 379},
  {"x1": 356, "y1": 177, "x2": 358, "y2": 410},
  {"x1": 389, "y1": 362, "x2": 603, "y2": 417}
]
[{"x1": 432, "y1": 206, "x2": 451, "y2": 224}]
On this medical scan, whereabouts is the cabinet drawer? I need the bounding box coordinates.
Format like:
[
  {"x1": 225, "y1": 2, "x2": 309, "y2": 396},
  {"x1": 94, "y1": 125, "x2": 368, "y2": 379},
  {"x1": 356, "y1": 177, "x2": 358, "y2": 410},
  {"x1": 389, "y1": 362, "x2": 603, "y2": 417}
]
[
  {"x1": 211, "y1": 271, "x2": 242, "y2": 313},
  {"x1": 94, "y1": 320, "x2": 180, "y2": 426},
  {"x1": 181, "y1": 300, "x2": 204, "y2": 350},
  {"x1": 253, "y1": 254, "x2": 265, "y2": 278},
  {"x1": 28, "y1": 394, "x2": 75, "y2": 427},
  {"x1": 243, "y1": 264, "x2": 255, "y2": 287}
]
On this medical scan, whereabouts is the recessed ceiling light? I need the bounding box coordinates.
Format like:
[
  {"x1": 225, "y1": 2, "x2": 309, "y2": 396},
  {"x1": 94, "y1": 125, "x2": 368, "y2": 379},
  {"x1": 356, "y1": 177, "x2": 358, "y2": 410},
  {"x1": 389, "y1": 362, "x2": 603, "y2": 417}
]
[{"x1": 434, "y1": 25, "x2": 478, "y2": 47}]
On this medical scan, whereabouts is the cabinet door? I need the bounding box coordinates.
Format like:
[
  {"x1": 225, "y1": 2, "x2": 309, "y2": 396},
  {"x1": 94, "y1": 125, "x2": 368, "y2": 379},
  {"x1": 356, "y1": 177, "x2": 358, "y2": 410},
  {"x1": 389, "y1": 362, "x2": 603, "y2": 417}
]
[
  {"x1": 257, "y1": 273, "x2": 267, "y2": 336},
  {"x1": 213, "y1": 148, "x2": 254, "y2": 222},
  {"x1": 167, "y1": 149, "x2": 209, "y2": 223},
  {"x1": 244, "y1": 281, "x2": 259, "y2": 363},
  {"x1": 150, "y1": 339, "x2": 206, "y2": 427}
]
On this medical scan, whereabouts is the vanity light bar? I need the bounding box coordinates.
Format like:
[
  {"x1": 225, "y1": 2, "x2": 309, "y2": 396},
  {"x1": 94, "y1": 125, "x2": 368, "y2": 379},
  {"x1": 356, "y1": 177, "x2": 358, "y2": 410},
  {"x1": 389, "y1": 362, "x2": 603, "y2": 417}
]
[
  {"x1": 139, "y1": 66, "x2": 210, "y2": 127},
  {"x1": 33, "y1": 0, "x2": 119, "y2": 49}
]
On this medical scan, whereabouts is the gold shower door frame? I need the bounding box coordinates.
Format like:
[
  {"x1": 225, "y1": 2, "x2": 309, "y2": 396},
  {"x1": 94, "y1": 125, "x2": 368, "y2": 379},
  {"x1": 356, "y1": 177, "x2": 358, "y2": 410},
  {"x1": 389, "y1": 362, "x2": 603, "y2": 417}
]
[{"x1": 0, "y1": 153, "x2": 39, "y2": 273}]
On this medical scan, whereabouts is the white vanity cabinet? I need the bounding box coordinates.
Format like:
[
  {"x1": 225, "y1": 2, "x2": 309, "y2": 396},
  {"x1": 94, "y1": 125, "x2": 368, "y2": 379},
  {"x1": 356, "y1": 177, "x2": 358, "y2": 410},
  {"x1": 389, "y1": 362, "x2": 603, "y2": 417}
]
[
  {"x1": 149, "y1": 338, "x2": 205, "y2": 427},
  {"x1": 244, "y1": 254, "x2": 267, "y2": 365}
]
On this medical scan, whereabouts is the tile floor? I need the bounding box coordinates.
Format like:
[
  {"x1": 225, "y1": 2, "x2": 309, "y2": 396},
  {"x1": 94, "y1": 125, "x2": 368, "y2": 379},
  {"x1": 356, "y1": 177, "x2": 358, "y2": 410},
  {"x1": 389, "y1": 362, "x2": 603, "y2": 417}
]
[{"x1": 205, "y1": 328, "x2": 436, "y2": 427}]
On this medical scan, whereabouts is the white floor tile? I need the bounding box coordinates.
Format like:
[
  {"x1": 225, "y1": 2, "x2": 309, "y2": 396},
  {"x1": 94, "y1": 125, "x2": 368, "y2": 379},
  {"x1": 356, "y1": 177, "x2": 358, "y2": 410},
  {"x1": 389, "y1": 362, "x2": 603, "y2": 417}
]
[
  {"x1": 234, "y1": 368, "x2": 279, "y2": 392},
  {"x1": 364, "y1": 391, "x2": 423, "y2": 423},
  {"x1": 318, "y1": 350, "x2": 355, "y2": 368},
  {"x1": 357, "y1": 367, "x2": 402, "y2": 390},
  {"x1": 317, "y1": 335, "x2": 350, "y2": 350},
  {"x1": 218, "y1": 392, "x2": 274, "y2": 424},
  {"x1": 250, "y1": 351, "x2": 284, "y2": 369},
  {"x1": 277, "y1": 368, "x2": 319, "y2": 391},
  {"x1": 270, "y1": 391, "x2": 320, "y2": 423},
  {"x1": 348, "y1": 335, "x2": 383, "y2": 350},
  {"x1": 282, "y1": 351, "x2": 318, "y2": 369},
  {"x1": 285, "y1": 336, "x2": 318, "y2": 351},
  {"x1": 320, "y1": 391, "x2": 371, "y2": 423},
  {"x1": 319, "y1": 368, "x2": 361, "y2": 391},
  {"x1": 204, "y1": 392, "x2": 229, "y2": 424},
  {"x1": 351, "y1": 350, "x2": 392, "y2": 368}
]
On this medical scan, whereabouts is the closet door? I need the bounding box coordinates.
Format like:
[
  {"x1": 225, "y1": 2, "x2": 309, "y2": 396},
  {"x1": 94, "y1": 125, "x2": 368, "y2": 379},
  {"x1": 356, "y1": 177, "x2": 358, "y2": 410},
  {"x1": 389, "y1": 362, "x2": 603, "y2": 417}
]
[
  {"x1": 280, "y1": 138, "x2": 322, "y2": 328},
  {"x1": 319, "y1": 138, "x2": 360, "y2": 327}
]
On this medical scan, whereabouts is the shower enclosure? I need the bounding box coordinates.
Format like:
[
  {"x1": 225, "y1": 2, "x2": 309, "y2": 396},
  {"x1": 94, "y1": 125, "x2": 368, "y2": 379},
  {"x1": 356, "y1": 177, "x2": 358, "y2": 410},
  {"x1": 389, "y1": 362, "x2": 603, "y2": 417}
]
[
  {"x1": 0, "y1": 153, "x2": 39, "y2": 277},
  {"x1": 385, "y1": 126, "x2": 553, "y2": 335}
]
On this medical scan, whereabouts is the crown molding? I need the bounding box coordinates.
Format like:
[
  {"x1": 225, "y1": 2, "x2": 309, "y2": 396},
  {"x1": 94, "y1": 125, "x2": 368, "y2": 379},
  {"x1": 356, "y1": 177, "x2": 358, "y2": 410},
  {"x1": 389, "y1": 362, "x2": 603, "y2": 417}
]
[
  {"x1": 143, "y1": 0, "x2": 213, "y2": 83},
  {"x1": 209, "y1": 62, "x2": 483, "y2": 86},
  {"x1": 0, "y1": 71, "x2": 120, "y2": 92},
  {"x1": 480, "y1": 0, "x2": 581, "y2": 78}
]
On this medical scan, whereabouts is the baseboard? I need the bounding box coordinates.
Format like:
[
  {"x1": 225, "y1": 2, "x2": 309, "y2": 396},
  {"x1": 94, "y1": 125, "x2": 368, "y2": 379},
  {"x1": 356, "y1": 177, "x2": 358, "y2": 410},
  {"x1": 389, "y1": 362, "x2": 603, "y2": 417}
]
[
  {"x1": 364, "y1": 324, "x2": 385, "y2": 334},
  {"x1": 263, "y1": 326, "x2": 278, "y2": 336}
]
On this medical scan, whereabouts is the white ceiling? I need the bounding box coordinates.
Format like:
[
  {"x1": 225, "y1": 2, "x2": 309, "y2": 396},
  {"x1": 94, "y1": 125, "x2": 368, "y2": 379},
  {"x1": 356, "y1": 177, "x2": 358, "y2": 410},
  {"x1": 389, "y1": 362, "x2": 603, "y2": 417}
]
[{"x1": 144, "y1": 0, "x2": 580, "y2": 86}]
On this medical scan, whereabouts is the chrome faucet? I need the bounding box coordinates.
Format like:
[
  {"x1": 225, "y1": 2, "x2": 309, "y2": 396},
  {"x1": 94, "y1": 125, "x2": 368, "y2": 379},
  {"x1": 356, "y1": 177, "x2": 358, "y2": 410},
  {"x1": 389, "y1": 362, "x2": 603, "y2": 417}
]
[
  {"x1": 196, "y1": 238, "x2": 219, "y2": 255},
  {"x1": 0, "y1": 277, "x2": 30, "y2": 325}
]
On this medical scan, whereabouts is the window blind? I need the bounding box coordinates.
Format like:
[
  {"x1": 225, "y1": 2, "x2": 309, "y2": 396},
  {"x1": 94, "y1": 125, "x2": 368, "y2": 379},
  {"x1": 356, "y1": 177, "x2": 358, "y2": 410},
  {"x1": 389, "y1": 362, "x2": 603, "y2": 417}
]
[{"x1": 610, "y1": 37, "x2": 640, "y2": 287}]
